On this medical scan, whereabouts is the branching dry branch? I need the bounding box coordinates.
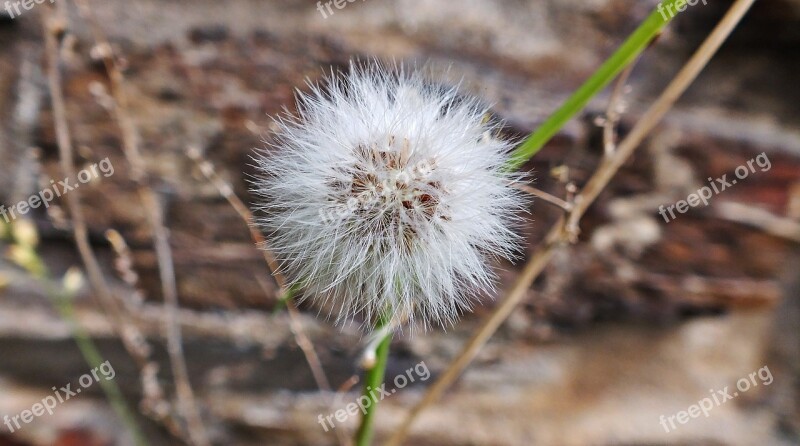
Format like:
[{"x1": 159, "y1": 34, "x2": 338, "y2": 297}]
[
  {"x1": 601, "y1": 58, "x2": 637, "y2": 157},
  {"x1": 70, "y1": 1, "x2": 210, "y2": 444},
  {"x1": 40, "y1": 3, "x2": 189, "y2": 440},
  {"x1": 185, "y1": 146, "x2": 285, "y2": 291},
  {"x1": 386, "y1": 1, "x2": 757, "y2": 444},
  {"x1": 512, "y1": 183, "x2": 573, "y2": 211},
  {"x1": 190, "y1": 147, "x2": 352, "y2": 446}
]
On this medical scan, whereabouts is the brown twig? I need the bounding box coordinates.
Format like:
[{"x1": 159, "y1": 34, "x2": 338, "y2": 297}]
[
  {"x1": 40, "y1": 2, "x2": 188, "y2": 440},
  {"x1": 42, "y1": 3, "x2": 125, "y2": 341},
  {"x1": 104, "y1": 229, "x2": 190, "y2": 438},
  {"x1": 139, "y1": 192, "x2": 210, "y2": 446},
  {"x1": 72, "y1": 0, "x2": 146, "y2": 181},
  {"x1": 385, "y1": 223, "x2": 563, "y2": 446},
  {"x1": 255, "y1": 276, "x2": 330, "y2": 392},
  {"x1": 601, "y1": 60, "x2": 637, "y2": 157},
  {"x1": 511, "y1": 183, "x2": 573, "y2": 211},
  {"x1": 193, "y1": 148, "x2": 350, "y2": 446},
  {"x1": 185, "y1": 146, "x2": 285, "y2": 290},
  {"x1": 386, "y1": 1, "x2": 757, "y2": 444},
  {"x1": 70, "y1": 1, "x2": 210, "y2": 444}
]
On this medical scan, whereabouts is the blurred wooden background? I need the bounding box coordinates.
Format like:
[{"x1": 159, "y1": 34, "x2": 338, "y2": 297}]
[{"x1": 0, "y1": 1, "x2": 798, "y2": 444}]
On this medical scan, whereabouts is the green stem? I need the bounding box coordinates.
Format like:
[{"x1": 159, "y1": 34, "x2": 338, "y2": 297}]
[
  {"x1": 8, "y1": 224, "x2": 146, "y2": 444},
  {"x1": 48, "y1": 284, "x2": 149, "y2": 446},
  {"x1": 506, "y1": 0, "x2": 681, "y2": 171},
  {"x1": 355, "y1": 330, "x2": 392, "y2": 446}
]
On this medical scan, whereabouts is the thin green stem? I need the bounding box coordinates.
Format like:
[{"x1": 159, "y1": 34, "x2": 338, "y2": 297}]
[
  {"x1": 355, "y1": 330, "x2": 392, "y2": 446},
  {"x1": 14, "y1": 233, "x2": 147, "y2": 445},
  {"x1": 47, "y1": 282, "x2": 148, "y2": 446},
  {"x1": 505, "y1": 0, "x2": 681, "y2": 171}
]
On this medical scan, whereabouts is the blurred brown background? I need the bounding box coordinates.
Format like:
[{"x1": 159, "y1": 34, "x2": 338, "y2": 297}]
[{"x1": 0, "y1": 0, "x2": 798, "y2": 445}]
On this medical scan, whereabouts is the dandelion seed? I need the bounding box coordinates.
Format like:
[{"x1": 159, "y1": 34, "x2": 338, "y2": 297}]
[{"x1": 253, "y1": 62, "x2": 527, "y2": 329}]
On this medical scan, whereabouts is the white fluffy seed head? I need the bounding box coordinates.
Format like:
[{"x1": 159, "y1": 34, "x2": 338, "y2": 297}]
[{"x1": 253, "y1": 62, "x2": 527, "y2": 330}]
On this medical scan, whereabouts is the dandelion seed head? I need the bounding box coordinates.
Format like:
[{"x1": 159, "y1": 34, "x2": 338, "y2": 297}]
[{"x1": 253, "y1": 62, "x2": 527, "y2": 330}]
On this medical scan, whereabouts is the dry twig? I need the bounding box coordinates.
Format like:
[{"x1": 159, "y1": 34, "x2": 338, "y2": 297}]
[
  {"x1": 386, "y1": 1, "x2": 757, "y2": 444},
  {"x1": 185, "y1": 146, "x2": 284, "y2": 290},
  {"x1": 512, "y1": 183, "x2": 573, "y2": 211},
  {"x1": 192, "y1": 148, "x2": 351, "y2": 446},
  {"x1": 40, "y1": 2, "x2": 189, "y2": 440},
  {"x1": 70, "y1": 1, "x2": 210, "y2": 443},
  {"x1": 601, "y1": 59, "x2": 637, "y2": 157}
]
